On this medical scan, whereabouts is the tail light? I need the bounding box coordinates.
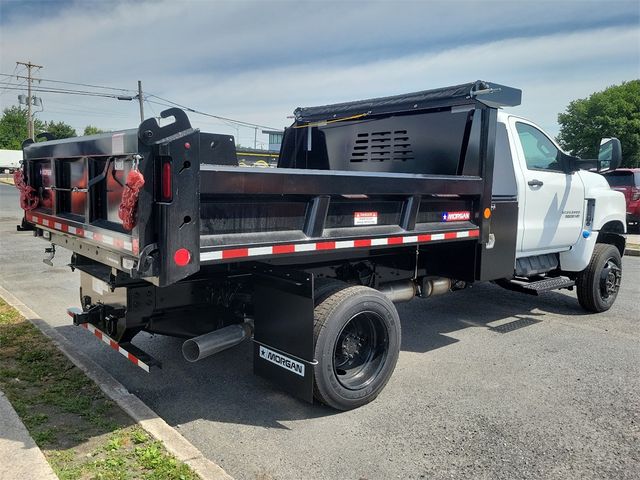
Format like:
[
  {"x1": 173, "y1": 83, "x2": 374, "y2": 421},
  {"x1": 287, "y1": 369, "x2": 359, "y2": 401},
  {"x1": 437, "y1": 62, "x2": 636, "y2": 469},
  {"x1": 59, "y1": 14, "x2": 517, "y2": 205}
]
[
  {"x1": 161, "y1": 160, "x2": 172, "y2": 202},
  {"x1": 174, "y1": 248, "x2": 191, "y2": 266},
  {"x1": 632, "y1": 187, "x2": 640, "y2": 201}
]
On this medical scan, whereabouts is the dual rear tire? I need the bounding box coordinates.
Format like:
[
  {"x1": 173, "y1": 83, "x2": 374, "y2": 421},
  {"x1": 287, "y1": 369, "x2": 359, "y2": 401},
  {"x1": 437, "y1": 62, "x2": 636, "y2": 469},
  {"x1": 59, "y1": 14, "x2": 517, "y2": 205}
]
[{"x1": 312, "y1": 284, "x2": 401, "y2": 410}]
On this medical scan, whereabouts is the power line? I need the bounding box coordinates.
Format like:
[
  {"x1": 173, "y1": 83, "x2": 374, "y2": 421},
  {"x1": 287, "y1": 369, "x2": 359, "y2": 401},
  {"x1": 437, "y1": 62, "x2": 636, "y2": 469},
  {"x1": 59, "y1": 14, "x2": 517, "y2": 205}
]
[
  {"x1": 45, "y1": 98, "x2": 131, "y2": 116},
  {"x1": 35, "y1": 77, "x2": 135, "y2": 93},
  {"x1": 44, "y1": 106, "x2": 130, "y2": 118},
  {"x1": 0, "y1": 65, "x2": 26, "y2": 95},
  {"x1": 0, "y1": 66, "x2": 17, "y2": 91},
  {"x1": 0, "y1": 80, "x2": 133, "y2": 99},
  {"x1": 146, "y1": 95, "x2": 280, "y2": 131},
  {"x1": 0, "y1": 65, "x2": 25, "y2": 81},
  {"x1": 0, "y1": 72, "x2": 135, "y2": 93},
  {"x1": 144, "y1": 98, "x2": 158, "y2": 117},
  {"x1": 1, "y1": 71, "x2": 281, "y2": 131},
  {"x1": 0, "y1": 83, "x2": 130, "y2": 99},
  {"x1": 0, "y1": 79, "x2": 26, "y2": 96}
]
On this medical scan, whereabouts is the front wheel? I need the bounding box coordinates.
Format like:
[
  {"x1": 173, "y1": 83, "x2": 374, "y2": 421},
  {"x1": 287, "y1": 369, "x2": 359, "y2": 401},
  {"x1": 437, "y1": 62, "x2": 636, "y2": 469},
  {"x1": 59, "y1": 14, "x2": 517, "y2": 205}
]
[
  {"x1": 313, "y1": 286, "x2": 401, "y2": 410},
  {"x1": 576, "y1": 243, "x2": 622, "y2": 313}
]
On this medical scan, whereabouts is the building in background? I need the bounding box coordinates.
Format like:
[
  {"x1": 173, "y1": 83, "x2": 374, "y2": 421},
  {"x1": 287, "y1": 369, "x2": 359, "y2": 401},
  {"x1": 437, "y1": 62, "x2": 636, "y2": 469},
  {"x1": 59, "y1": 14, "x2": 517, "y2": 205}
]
[{"x1": 262, "y1": 130, "x2": 284, "y2": 151}]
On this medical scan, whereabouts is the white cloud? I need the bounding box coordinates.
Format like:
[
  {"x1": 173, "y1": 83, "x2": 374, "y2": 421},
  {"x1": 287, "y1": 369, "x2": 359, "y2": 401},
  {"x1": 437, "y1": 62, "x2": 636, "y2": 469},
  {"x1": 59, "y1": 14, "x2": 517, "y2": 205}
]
[{"x1": 1, "y1": 1, "x2": 638, "y2": 143}]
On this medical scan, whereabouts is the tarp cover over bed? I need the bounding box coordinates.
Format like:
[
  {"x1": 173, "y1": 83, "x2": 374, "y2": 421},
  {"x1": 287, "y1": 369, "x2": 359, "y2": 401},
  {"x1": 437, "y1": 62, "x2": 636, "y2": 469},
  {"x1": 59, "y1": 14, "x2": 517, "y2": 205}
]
[{"x1": 293, "y1": 80, "x2": 522, "y2": 123}]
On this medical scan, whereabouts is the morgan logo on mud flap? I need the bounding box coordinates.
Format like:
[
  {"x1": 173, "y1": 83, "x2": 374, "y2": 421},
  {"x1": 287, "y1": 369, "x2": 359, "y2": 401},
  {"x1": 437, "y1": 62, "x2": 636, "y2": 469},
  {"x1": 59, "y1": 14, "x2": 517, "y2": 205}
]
[{"x1": 259, "y1": 346, "x2": 305, "y2": 377}]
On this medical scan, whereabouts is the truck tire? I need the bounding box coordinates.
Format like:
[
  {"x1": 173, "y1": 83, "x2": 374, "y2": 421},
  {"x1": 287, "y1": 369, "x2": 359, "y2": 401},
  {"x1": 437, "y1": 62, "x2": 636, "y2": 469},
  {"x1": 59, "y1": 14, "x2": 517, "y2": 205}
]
[
  {"x1": 313, "y1": 285, "x2": 401, "y2": 410},
  {"x1": 313, "y1": 277, "x2": 347, "y2": 305},
  {"x1": 576, "y1": 243, "x2": 622, "y2": 313}
]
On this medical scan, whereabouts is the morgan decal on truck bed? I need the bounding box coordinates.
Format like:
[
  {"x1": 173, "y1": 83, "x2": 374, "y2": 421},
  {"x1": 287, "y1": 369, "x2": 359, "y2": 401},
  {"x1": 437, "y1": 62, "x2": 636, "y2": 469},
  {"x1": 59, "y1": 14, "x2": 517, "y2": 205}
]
[{"x1": 442, "y1": 211, "x2": 471, "y2": 222}]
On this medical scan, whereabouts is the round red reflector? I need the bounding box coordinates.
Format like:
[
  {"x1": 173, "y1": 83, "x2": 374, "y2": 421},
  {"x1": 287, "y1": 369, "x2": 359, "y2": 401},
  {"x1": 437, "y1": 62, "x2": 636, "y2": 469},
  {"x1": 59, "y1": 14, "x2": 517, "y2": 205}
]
[{"x1": 174, "y1": 248, "x2": 191, "y2": 266}]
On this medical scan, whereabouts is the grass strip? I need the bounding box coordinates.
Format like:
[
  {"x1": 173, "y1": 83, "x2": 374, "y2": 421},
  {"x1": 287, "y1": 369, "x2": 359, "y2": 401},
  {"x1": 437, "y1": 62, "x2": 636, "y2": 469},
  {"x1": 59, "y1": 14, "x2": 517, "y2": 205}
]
[{"x1": 0, "y1": 297, "x2": 198, "y2": 480}]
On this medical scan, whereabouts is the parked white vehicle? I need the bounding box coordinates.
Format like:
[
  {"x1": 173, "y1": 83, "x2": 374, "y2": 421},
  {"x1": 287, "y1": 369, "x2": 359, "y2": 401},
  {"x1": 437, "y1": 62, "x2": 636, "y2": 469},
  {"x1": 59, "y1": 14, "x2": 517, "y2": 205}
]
[{"x1": 0, "y1": 149, "x2": 22, "y2": 173}]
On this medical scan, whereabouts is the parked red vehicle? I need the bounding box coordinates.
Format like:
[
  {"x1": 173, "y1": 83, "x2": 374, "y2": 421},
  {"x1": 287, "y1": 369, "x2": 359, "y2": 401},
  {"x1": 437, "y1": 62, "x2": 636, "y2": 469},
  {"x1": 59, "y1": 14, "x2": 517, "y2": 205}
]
[{"x1": 603, "y1": 168, "x2": 640, "y2": 231}]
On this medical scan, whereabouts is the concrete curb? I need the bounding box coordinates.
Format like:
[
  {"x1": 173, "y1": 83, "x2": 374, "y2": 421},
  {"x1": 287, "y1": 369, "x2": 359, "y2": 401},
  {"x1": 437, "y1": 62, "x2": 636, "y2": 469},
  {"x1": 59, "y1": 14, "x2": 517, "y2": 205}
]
[
  {"x1": 0, "y1": 285, "x2": 233, "y2": 480},
  {"x1": 625, "y1": 237, "x2": 640, "y2": 257},
  {"x1": 0, "y1": 390, "x2": 58, "y2": 480}
]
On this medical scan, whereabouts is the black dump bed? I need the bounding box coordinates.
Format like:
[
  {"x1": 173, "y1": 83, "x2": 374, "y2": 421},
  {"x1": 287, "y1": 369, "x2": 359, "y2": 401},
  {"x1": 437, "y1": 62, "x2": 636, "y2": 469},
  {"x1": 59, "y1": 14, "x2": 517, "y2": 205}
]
[{"x1": 19, "y1": 80, "x2": 521, "y2": 287}]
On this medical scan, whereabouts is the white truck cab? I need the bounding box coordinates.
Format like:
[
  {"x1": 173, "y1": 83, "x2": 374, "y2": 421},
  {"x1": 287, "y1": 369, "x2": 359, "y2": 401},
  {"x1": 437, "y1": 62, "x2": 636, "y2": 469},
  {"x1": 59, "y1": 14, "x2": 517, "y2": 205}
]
[{"x1": 495, "y1": 111, "x2": 626, "y2": 312}]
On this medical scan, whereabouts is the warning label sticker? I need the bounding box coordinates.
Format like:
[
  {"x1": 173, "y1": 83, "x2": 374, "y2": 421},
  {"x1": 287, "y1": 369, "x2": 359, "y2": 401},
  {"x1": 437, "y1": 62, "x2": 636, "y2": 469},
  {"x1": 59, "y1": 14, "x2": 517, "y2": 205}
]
[
  {"x1": 441, "y1": 211, "x2": 471, "y2": 222},
  {"x1": 354, "y1": 211, "x2": 378, "y2": 226},
  {"x1": 112, "y1": 133, "x2": 125, "y2": 155}
]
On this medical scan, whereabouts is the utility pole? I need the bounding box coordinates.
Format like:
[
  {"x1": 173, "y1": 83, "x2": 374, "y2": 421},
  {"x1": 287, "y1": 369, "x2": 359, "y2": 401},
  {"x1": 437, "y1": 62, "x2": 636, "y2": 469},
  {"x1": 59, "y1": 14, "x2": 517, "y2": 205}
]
[
  {"x1": 137, "y1": 80, "x2": 144, "y2": 122},
  {"x1": 254, "y1": 127, "x2": 258, "y2": 149},
  {"x1": 16, "y1": 60, "x2": 43, "y2": 139}
]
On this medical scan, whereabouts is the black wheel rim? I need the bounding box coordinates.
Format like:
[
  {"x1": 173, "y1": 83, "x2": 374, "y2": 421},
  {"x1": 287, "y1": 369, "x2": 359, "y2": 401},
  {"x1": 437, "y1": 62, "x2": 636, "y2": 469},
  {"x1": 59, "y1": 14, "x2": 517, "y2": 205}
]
[
  {"x1": 333, "y1": 311, "x2": 389, "y2": 390},
  {"x1": 599, "y1": 257, "x2": 622, "y2": 301}
]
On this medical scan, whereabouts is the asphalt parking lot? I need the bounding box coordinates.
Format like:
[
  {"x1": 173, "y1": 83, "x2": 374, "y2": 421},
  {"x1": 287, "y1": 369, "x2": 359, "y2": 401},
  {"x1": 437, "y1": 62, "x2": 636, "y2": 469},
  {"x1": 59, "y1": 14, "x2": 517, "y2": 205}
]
[{"x1": 1, "y1": 183, "x2": 638, "y2": 480}]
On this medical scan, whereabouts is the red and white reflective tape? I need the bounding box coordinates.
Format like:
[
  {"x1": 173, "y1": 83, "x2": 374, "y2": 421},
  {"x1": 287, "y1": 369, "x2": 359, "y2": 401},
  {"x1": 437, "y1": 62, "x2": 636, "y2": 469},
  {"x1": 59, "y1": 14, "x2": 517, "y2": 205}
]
[
  {"x1": 26, "y1": 212, "x2": 139, "y2": 255},
  {"x1": 80, "y1": 322, "x2": 150, "y2": 373},
  {"x1": 200, "y1": 229, "x2": 479, "y2": 262}
]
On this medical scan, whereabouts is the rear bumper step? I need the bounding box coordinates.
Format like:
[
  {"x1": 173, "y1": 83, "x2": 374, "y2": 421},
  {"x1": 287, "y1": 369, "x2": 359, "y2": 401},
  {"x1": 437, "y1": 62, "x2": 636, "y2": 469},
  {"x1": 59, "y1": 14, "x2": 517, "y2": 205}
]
[{"x1": 68, "y1": 307, "x2": 160, "y2": 372}]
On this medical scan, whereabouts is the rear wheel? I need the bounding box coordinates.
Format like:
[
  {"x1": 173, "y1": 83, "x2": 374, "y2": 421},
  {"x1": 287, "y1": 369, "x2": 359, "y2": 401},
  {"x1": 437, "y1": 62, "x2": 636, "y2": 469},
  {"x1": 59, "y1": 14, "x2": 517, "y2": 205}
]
[
  {"x1": 313, "y1": 285, "x2": 401, "y2": 410},
  {"x1": 313, "y1": 277, "x2": 347, "y2": 305},
  {"x1": 576, "y1": 243, "x2": 622, "y2": 312}
]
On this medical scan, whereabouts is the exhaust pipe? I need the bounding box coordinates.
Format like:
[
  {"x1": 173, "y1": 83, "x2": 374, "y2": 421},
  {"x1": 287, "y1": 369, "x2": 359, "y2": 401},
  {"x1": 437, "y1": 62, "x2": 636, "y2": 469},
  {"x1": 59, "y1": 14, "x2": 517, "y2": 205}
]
[
  {"x1": 378, "y1": 280, "x2": 417, "y2": 303},
  {"x1": 420, "y1": 276, "x2": 451, "y2": 297},
  {"x1": 182, "y1": 322, "x2": 253, "y2": 362}
]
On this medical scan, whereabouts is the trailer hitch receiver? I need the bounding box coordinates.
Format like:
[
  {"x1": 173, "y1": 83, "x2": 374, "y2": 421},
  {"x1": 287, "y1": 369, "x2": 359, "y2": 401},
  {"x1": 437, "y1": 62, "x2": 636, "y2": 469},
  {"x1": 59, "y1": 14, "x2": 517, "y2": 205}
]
[{"x1": 67, "y1": 305, "x2": 101, "y2": 326}]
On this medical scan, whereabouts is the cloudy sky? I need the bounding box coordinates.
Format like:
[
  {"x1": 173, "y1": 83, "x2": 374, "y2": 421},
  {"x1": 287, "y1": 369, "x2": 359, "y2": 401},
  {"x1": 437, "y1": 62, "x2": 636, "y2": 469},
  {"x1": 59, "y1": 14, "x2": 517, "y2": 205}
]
[{"x1": 1, "y1": 0, "x2": 638, "y2": 148}]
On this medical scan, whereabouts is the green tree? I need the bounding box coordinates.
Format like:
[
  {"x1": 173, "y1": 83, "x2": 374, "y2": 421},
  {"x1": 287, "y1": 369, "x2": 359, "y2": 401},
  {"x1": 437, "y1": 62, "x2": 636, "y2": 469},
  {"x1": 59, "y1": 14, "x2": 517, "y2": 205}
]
[
  {"x1": 0, "y1": 106, "x2": 45, "y2": 149},
  {"x1": 45, "y1": 121, "x2": 76, "y2": 140},
  {"x1": 83, "y1": 125, "x2": 105, "y2": 136},
  {"x1": 557, "y1": 80, "x2": 640, "y2": 167}
]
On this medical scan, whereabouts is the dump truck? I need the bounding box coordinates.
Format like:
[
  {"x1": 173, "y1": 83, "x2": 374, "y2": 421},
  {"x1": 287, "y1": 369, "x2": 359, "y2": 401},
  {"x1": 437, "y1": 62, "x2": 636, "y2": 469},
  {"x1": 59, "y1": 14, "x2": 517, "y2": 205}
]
[{"x1": 15, "y1": 81, "x2": 626, "y2": 410}]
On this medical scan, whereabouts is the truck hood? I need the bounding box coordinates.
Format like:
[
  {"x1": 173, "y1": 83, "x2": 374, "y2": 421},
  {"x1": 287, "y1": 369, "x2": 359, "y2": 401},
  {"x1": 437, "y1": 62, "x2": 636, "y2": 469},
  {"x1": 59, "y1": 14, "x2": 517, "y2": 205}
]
[
  {"x1": 577, "y1": 170, "x2": 626, "y2": 231},
  {"x1": 577, "y1": 170, "x2": 611, "y2": 191}
]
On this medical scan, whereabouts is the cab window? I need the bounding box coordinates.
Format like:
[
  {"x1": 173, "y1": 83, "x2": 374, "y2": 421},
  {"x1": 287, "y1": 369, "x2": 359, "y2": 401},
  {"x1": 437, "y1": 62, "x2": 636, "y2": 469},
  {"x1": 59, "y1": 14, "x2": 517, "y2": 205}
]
[
  {"x1": 515, "y1": 122, "x2": 561, "y2": 172},
  {"x1": 493, "y1": 123, "x2": 517, "y2": 197}
]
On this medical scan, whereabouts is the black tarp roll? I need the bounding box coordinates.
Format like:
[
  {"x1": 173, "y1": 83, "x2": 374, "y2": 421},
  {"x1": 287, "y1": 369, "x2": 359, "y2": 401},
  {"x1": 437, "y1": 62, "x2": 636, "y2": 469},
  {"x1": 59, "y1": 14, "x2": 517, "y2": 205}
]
[{"x1": 293, "y1": 80, "x2": 521, "y2": 123}]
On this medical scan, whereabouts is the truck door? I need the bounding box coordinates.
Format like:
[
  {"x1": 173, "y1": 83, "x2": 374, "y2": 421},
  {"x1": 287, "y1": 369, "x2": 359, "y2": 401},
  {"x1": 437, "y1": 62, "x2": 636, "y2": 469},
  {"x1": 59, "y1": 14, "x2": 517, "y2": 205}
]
[{"x1": 509, "y1": 118, "x2": 585, "y2": 254}]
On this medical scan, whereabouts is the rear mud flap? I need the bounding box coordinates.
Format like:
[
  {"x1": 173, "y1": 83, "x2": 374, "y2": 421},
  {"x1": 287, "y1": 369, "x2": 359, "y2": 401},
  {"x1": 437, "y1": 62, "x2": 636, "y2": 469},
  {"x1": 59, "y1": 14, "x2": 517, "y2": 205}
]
[{"x1": 252, "y1": 267, "x2": 315, "y2": 403}]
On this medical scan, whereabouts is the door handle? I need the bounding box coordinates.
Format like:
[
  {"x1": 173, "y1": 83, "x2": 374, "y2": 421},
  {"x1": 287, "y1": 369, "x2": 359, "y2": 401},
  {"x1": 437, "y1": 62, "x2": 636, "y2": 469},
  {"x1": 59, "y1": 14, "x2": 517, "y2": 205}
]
[{"x1": 528, "y1": 179, "x2": 544, "y2": 187}]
